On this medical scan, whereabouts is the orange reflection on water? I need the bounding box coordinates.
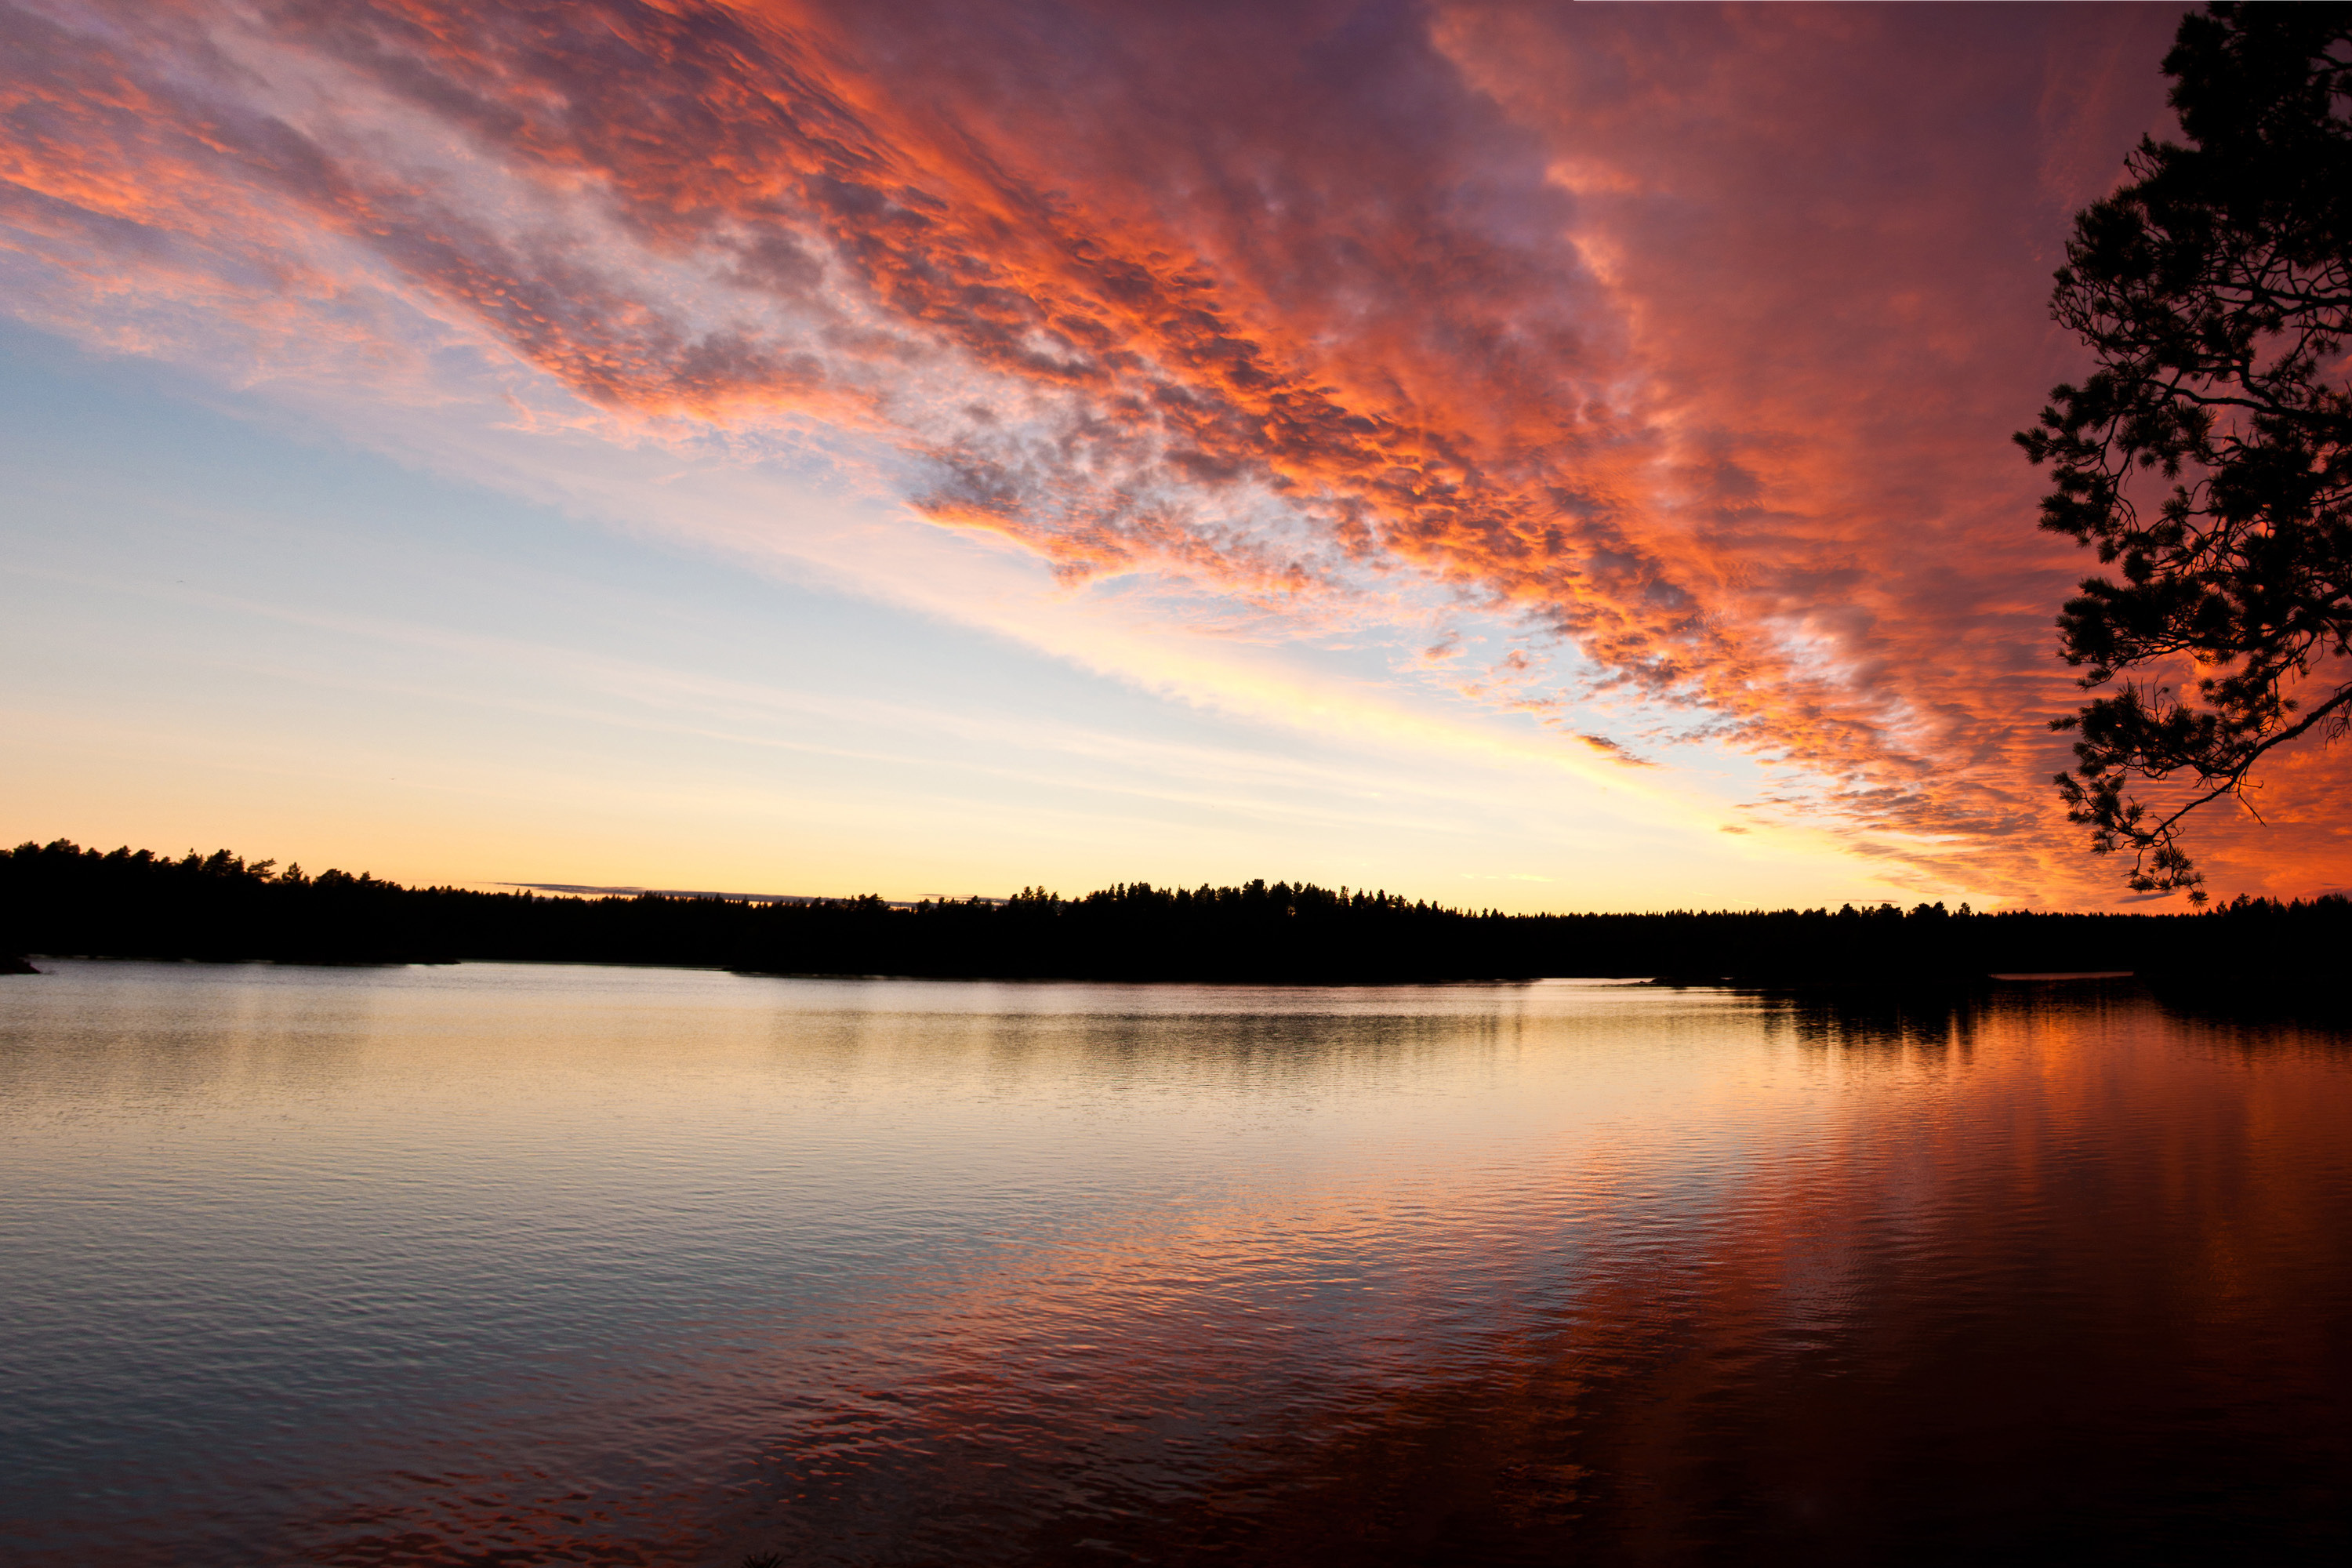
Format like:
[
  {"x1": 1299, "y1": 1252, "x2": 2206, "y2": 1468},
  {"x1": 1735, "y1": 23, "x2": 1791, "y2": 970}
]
[{"x1": 5, "y1": 967, "x2": 2350, "y2": 1564}]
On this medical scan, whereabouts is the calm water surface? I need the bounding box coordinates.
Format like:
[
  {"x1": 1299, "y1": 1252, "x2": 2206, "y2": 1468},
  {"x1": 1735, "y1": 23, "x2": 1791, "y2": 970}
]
[{"x1": 3, "y1": 960, "x2": 2349, "y2": 1564}]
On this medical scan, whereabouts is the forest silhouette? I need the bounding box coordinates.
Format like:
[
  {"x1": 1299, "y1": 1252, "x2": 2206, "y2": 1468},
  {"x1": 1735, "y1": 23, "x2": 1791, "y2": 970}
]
[{"x1": 5, "y1": 838, "x2": 2344, "y2": 1004}]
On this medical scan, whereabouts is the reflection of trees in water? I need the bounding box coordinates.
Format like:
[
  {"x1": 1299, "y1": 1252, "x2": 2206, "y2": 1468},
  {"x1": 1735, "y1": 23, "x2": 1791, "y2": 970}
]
[
  {"x1": 717, "y1": 991, "x2": 2352, "y2": 1566},
  {"x1": 771, "y1": 1001, "x2": 1525, "y2": 1098},
  {"x1": 64, "y1": 978, "x2": 2346, "y2": 1566},
  {"x1": 1065, "y1": 1009, "x2": 1515, "y2": 1090},
  {"x1": 0, "y1": 958, "x2": 380, "y2": 1109},
  {"x1": 1759, "y1": 987, "x2": 1980, "y2": 1058},
  {"x1": 2153, "y1": 989, "x2": 2352, "y2": 1048},
  {"x1": 1757, "y1": 977, "x2": 2209, "y2": 1062}
]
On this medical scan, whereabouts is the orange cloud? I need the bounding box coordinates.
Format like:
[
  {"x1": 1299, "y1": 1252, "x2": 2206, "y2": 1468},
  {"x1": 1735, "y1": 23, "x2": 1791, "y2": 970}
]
[{"x1": 7, "y1": 0, "x2": 2347, "y2": 900}]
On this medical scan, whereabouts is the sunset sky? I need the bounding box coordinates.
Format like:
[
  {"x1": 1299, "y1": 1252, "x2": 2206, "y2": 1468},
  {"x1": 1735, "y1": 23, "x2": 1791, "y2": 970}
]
[{"x1": 5, "y1": 0, "x2": 2347, "y2": 909}]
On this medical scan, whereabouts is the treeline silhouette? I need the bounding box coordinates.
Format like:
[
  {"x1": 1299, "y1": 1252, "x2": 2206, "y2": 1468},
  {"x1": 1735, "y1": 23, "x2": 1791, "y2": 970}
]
[{"x1": 4, "y1": 838, "x2": 2347, "y2": 996}]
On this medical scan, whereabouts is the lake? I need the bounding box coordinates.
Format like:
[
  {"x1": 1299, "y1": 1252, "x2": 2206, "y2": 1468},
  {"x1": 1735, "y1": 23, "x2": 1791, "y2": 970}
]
[{"x1": 3, "y1": 960, "x2": 2349, "y2": 1564}]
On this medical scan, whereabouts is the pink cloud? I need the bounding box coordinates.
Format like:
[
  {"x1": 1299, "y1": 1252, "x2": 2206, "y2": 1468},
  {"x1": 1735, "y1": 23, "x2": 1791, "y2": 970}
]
[{"x1": 6, "y1": 0, "x2": 2344, "y2": 898}]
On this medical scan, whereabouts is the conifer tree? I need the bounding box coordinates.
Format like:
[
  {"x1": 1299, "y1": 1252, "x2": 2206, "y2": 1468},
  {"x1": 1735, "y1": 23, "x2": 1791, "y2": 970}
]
[{"x1": 2020, "y1": 2, "x2": 2352, "y2": 900}]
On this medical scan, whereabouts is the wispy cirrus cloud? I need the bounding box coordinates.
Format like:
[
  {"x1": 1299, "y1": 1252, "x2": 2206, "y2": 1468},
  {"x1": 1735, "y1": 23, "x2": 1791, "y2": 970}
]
[{"x1": 8, "y1": 0, "x2": 2343, "y2": 900}]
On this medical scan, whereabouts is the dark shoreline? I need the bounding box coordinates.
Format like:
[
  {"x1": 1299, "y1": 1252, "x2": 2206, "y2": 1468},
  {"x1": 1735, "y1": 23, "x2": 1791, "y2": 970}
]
[{"x1": 5, "y1": 838, "x2": 2346, "y2": 1012}]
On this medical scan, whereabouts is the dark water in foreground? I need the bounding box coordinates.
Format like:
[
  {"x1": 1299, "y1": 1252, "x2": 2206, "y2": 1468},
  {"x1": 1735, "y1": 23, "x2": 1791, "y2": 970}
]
[{"x1": 2, "y1": 962, "x2": 2348, "y2": 1565}]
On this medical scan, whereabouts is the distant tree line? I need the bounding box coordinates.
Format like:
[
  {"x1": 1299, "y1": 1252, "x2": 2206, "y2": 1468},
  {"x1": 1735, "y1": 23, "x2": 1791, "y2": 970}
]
[{"x1": 2, "y1": 839, "x2": 2346, "y2": 1002}]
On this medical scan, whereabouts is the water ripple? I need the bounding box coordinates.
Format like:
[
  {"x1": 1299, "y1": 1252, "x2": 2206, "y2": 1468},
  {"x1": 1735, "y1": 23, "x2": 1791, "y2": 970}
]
[{"x1": 3, "y1": 964, "x2": 2350, "y2": 1563}]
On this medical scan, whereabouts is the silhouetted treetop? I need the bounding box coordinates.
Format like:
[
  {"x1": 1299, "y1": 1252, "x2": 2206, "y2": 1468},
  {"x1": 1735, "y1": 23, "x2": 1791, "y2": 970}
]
[
  {"x1": 2020, "y1": 2, "x2": 2352, "y2": 901},
  {"x1": 2023, "y1": 0, "x2": 2352, "y2": 902}
]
